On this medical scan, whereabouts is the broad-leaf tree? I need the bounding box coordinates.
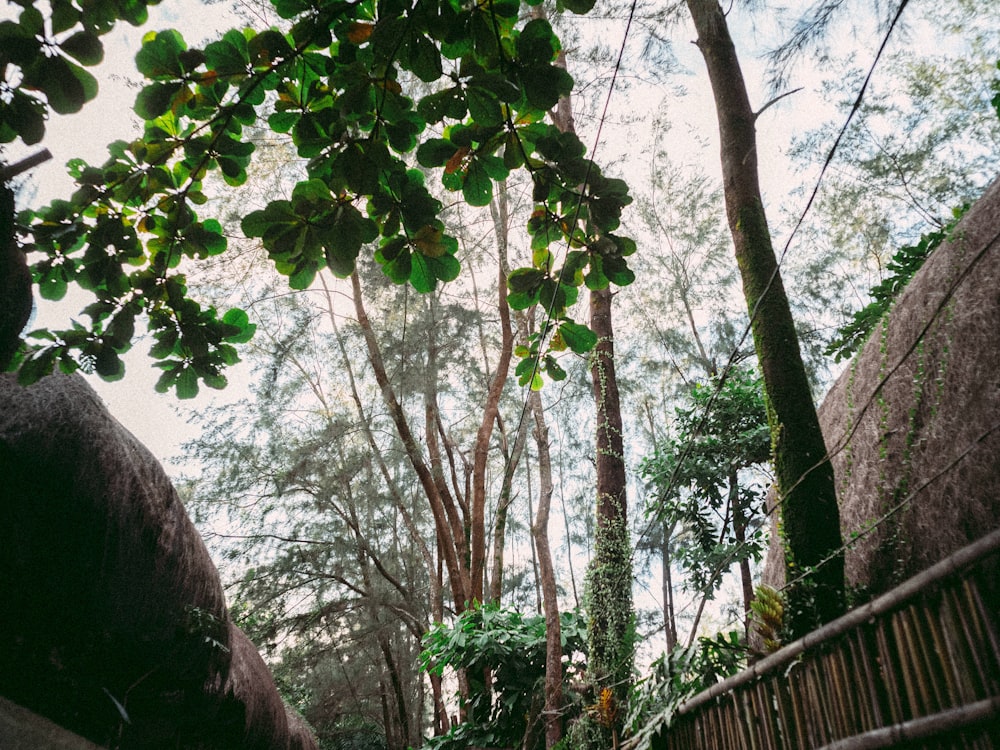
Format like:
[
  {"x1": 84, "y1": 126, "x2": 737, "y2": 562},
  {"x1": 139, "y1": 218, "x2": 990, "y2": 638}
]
[
  {"x1": 15, "y1": 0, "x2": 634, "y2": 395},
  {"x1": 640, "y1": 368, "x2": 770, "y2": 643}
]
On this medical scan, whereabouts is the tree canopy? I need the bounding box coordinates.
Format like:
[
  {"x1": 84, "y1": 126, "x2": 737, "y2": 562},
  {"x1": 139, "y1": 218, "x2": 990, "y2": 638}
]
[
  {"x1": 9, "y1": 0, "x2": 634, "y2": 397},
  {"x1": 2, "y1": 0, "x2": 998, "y2": 748}
]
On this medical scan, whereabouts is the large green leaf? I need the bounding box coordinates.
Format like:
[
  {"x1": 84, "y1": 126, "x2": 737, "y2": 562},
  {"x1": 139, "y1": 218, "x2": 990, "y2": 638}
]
[
  {"x1": 322, "y1": 204, "x2": 379, "y2": 276},
  {"x1": 24, "y1": 55, "x2": 97, "y2": 114},
  {"x1": 507, "y1": 267, "x2": 545, "y2": 293},
  {"x1": 559, "y1": 0, "x2": 597, "y2": 13},
  {"x1": 403, "y1": 33, "x2": 443, "y2": 83},
  {"x1": 466, "y1": 86, "x2": 504, "y2": 127},
  {"x1": 134, "y1": 81, "x2": 183, "y2": 119},
  {"x1": 204, "y1": 29, "x2": 251, "y2": 78},
  {"x1": 462, "y1": 158, "x2": 492, "y2": 207},
  {"x1": 135, "y1": 29, "x2": 189, "y2": 79},
  {"x1": 557, "y1": 320, "x2": 597, "y2": 354},
  {"x1": 60, "y1": 31, "x2": 104, "y2": 66},
  {"x1": 516, "y1": 18, "x2": 558, "y2": 65},
  {"x1": 519, "y1": 63, "x2": 573, "y2": 113}
]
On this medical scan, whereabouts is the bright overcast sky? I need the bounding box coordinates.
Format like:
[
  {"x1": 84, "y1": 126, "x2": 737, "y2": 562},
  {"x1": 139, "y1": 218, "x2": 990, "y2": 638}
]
[
  {"x1": 4, "y1": 1, "x2": 247, "y2": 466},
  {"x1": 4, "y1": 0, "x2": 944, "y2": 468}
]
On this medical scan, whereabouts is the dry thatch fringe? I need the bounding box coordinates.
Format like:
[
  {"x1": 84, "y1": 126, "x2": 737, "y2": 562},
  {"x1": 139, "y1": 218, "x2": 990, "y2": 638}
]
[{"x1": 766, "y1": 220, "x2": 1000, "y2": 538}]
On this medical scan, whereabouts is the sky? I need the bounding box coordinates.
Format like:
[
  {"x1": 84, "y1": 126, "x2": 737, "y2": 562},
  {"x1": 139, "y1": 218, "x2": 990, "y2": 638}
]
[
  {"x1": 4, "y1": 0, "x2": 955, "y2": 471},
  {"x1": 5, "y1": 1, "x2": 249, "y2": 465}
]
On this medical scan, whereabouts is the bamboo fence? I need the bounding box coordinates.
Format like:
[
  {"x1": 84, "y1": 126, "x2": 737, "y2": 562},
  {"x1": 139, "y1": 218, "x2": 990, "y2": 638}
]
[{"x1": 651, "y1": 528, "x2": 1000, "y2": 749}]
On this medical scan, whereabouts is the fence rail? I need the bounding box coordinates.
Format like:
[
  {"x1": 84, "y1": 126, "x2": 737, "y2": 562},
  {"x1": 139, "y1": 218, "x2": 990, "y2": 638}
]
[{"x1": 652, "y1": 529, "x2": 1000, "y2": 749}]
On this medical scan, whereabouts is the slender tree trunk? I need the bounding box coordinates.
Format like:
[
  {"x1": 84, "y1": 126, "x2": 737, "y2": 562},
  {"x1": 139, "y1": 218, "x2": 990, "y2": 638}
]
[
  {"x1": 661, "y1": 521, "x2": 678, "y2": 653},
  {"x1": 351, "y1": 272, "x2": 471, "y2": 613},
  {"x1": 528, "y1": 390, "x2": 564, "y2": 748},
  {"x1": 729, "y1": 468, "x2": 755, "y2": 641},
  {"x1": 423, "y1": 301, "x2": 471, "y2": 582},
  {"x1": 557, "y1": 444, "x2": 580, "y2": 609},
  {"x1": 685, "y1": 0, "x2": 844, "y2": 635},
  {"x1": 469, "y1": 192, "x2": 516, "y2": 604},
  {"x1": 489, "y1": 410, "x2": 530, "y2": 603},
  {"x1": 586, "y1": 286, "x2": 633, "y2": 722},
  {"x1": 525, "y1": 451, "x2": 542, "y2": 613}
]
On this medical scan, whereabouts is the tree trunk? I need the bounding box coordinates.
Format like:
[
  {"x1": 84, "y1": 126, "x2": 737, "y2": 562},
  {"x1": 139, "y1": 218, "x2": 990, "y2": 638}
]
[
  {"x1": 586, "y1": 286, "x2": 633, "y2": 722},
  {"x1": 685, "y1": 0, "x2": 844, "y2": 635},
  {"x1": 730, "y1": 468, "x2": 755, "y2": 640},
  {"x1": 661, "y1": 521, "x2": 678, "y2": 653},
  {"x1": 351, "y1": 272, "x2": 471, "y2": 613},
  {"x1": 469, "y1": 193, "x2": 516, "y2": 604},
  {"x1": 489, "y1": 409, "x2": 530, "y2": 603},
  {"x1": 528, "y1": 390, "x2": 564, "y2": 749},
  {"x1": 324, "y1": 274, "x2": 444, "y2": 621}
]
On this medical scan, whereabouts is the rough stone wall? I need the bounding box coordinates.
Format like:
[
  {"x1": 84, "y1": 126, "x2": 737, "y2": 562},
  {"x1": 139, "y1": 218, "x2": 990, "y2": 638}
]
[
  {"x1": 764, "y1": 176, "x2": 1000, "y2": 601},
  {"x1": 0, "y1": 372, "x2": 317, "y2": 749}
]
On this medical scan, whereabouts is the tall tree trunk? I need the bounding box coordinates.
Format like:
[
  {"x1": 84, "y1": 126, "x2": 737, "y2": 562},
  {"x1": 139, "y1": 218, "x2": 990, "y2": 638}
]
[
  {"x1": 685, "y1": 0, "x2": 844, "y2": 635},
  {"x1": 586, "y1": 286, "x2": 633, "y2": 732},
  {"x1": 469, "y1": 192, "x2": 516, "y2": 604},
  {"x1": 537, "y1": 21, "x2": 634, "y2": 732},
  {"x1": 351, "y1": 272, "x2": 471, "y2": 613},
  {"x1": 528, "y1": 390, "x2": 564, "y2": 749}
]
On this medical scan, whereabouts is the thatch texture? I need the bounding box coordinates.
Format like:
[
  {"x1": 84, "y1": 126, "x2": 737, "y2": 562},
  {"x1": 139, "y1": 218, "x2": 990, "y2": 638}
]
[
  {"x1": 763, "y1": 176, "x2": 1000, "y2": 600},
  {"x1": 0, "y1": 372, "x2": 317, "y2": 749}
]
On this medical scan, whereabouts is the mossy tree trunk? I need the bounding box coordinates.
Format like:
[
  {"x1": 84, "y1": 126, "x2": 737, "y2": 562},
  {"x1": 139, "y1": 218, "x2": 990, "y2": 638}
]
[
  {"x1": 685, "y1": 0, "x2": 845, "y2": 634},
  {"x1": 585, "y1": 286, "x2": 634, "y2": 740}
]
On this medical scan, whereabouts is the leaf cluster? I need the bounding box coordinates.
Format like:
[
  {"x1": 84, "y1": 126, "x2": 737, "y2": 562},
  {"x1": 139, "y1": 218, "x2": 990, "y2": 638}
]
[
  {"x1": 1, "y1": 0, "x2": 162, "y2": 145},
  {"x1": 420, "y1": 602, "x2": 588, "y2": 750},
  {"x1": 639, "y1": 368, "x2": 770, "y2": 593},
  {"x1": 823, "y1": 202, "x2": 969, "y2": 363},
  {"x1": 21, "y1": 0, "x2": 636, "y2": 394},
  {"x1": 626, "y1": 632, "x2": 746, "y2": 749}
]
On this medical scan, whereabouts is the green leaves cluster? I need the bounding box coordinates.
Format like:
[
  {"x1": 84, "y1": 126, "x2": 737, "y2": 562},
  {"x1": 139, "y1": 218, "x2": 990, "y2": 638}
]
[
  {"x1": 421, "y1": 603, "x2": 588, "y2": 750},
  {"x1": 21, "y1": 0, "x2": 634, "y2": 394},
  {"x1": 824, "y1": 203, "x2": 968, "y2": 363},
  {"x1": 0, "y1": 1, "x2": 161, "y2": 145},
  {"x1": 626, "y1": 633, "x2": 746, "y2": 749},
  {"x1": 639, "y1": 368, "x2": 770, "y2": 594}
]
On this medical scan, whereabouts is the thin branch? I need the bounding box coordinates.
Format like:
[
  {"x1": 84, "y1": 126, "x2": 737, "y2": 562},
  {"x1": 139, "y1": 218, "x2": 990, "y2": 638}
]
[{"x1": 753, "y1": 87, "x2": 803, "y2": 120}]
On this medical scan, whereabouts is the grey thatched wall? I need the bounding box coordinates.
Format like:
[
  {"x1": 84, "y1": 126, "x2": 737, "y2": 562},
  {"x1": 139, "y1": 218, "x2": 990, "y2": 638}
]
[
  {"x1": 764, "y1": 175, "x2": 1000, "y2": 601},
  {"x1": 0, "y1": 372, "x2": 318, "y2": 749}
]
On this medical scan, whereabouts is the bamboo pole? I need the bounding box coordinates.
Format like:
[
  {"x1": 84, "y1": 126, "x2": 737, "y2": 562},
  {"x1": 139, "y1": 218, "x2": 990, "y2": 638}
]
[
  {"x1": 633, "y1": 530, "x2": 1000, "y2": 750},
  {"x1": 814, "y1": 696, "x2": 1000, "y2": 750}
]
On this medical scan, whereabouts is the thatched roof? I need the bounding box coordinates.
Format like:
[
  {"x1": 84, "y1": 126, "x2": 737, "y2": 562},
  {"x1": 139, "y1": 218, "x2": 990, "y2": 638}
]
[
  {"x1": 764, "y1": 176, "x2": 1000, "y2": 601},
  {"x1": 0, "y1": 372, "x2": 317, "y2": 749}
]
